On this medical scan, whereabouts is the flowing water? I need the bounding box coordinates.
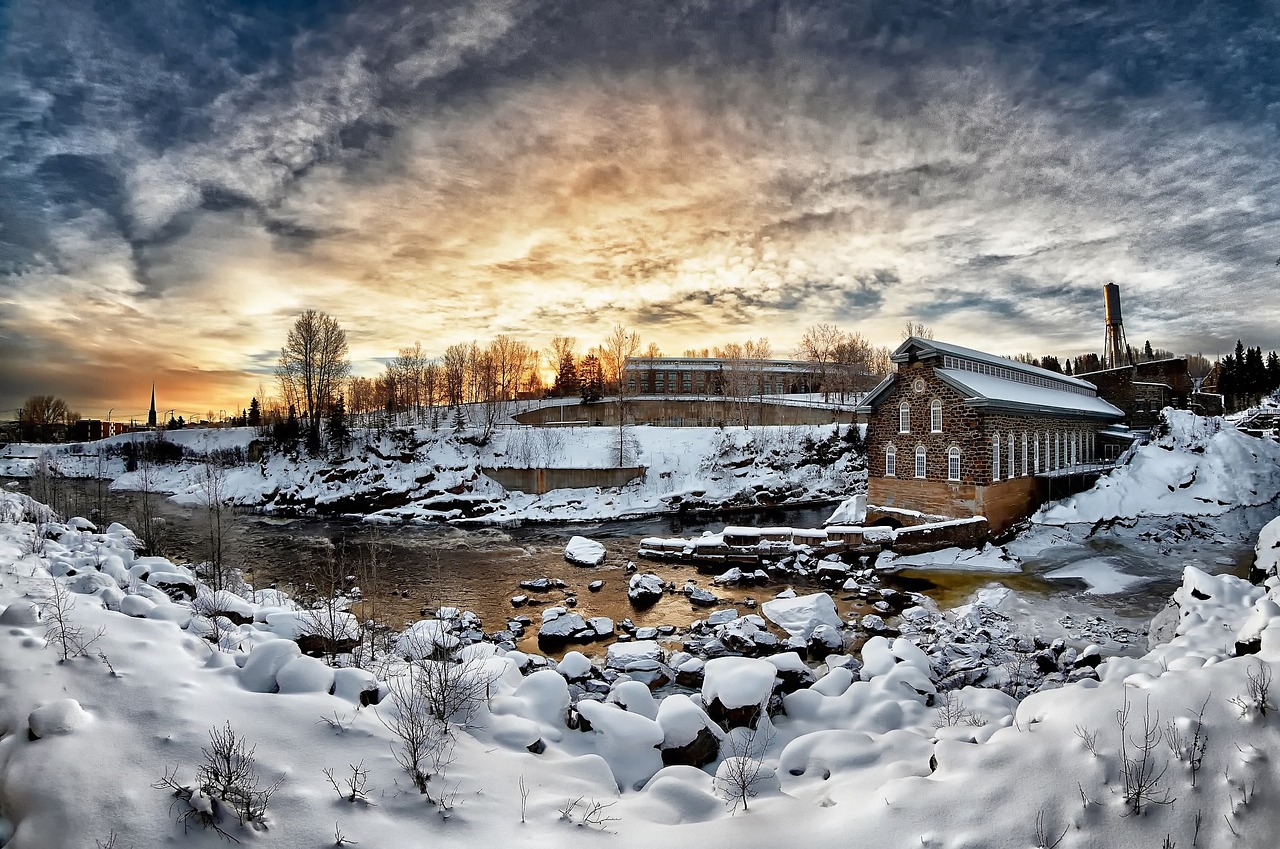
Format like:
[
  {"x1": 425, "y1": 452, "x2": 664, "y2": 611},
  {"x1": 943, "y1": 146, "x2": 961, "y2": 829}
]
[{"x1": 5, "y1": 477, "x2": 1270, "y2": 656}]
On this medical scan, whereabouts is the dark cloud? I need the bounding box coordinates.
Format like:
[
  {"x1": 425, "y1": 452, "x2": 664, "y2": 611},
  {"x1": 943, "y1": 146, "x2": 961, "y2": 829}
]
[{"x1": 6, "y1": 0, "x2": 1280, "y2": 413}]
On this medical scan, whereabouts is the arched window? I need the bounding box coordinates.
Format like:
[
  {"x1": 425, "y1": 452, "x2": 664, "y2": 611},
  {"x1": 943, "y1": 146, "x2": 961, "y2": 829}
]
[
  {"x1": 947, "y1": 446, "x2": 961, "y2": 481},
  {"x1": 992, "y1": 433, "x2": 1001, "y2": 481},
  {"x1": 885, "y1": 444, "x2": 896, "y2": 477},
  {"x1": 915, "y1": 445, "x2": 927, "y2": 479},
  {"x1": 1021, "y1": 432, "x2": 1028, "y2": 476},
  {"x1": 899, "y1": 402, "x2": 910, "y2": 434},
  {"x1": 1033, "y1": 432, "x2": 1040, "y2": 473},
  {"x1": 930, "y1": 399, "x2": 943, "y2": 432},
  {"x1": 1007, "y1": 433, "x2": 1015, "y2": 479},
  {"x1": 1054, "y1": 432, "x2": 1061, "y2": 470}
]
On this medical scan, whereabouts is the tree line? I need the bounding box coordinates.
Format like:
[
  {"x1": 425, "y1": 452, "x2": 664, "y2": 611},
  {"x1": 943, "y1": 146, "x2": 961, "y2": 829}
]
[{"x1": 257, "y1": 310, "x2": 902, "y2": 457}]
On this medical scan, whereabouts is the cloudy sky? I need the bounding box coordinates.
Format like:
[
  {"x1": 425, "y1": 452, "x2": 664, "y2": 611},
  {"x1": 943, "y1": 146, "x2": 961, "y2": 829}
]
[{"x1": 3, "y1": 0, "x2": 1280, "y2": 421}]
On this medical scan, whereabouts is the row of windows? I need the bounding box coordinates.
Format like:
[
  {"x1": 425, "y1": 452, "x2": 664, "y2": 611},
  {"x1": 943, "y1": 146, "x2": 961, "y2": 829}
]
[
  {"x1": 991, "y1": 430, "x2": 1096, "y2": 480},
  {"x1": 941, "y1": 355, "x2": 1092, "y2": 397},
  {"x1": 899, "y1": 399, "x2": 943, "y2": 434},
  {"x1": 885, "y1": 429, "x2": 1097, "y2": 481},
  {"x1": 885, "y1": 444, "x2": 963, "y2": 481}
]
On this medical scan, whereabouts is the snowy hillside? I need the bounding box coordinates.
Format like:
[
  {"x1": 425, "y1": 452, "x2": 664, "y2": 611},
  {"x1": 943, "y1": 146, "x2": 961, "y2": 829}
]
[
  {"x1": 3, "y1": 486, "x2": 1280, "y2": 847},
  {"x1": 2, "y1": 423, "x2": 864, "y2": 523},
  {"x1": 1039, "y1": 410, "x2": 1280, "y2": 524}
]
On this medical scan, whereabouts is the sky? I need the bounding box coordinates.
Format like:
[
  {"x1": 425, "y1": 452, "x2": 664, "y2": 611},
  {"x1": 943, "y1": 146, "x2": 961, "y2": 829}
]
[{"x1": 3, "y1": 0, "x2": 1280, "y2": 421}]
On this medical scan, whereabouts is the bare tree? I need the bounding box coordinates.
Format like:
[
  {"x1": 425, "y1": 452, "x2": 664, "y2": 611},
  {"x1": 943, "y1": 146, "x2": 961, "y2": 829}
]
[
  {"x1": 276, "y1": 310, "x2": 352, "y2": 451},
  {"x1": 19, "y1": 394, "x2": 77, "y2": 441},
  {"x1": 798, "y1": 323, "x2": 843, "y2": 400},
  {"x1": 40, "y1": 576, "x2": 107, "y2": 661},
  {"x1": 715, "y1": 705, "x2": 775, "y2": 812},
  {"x1": 599, "y1": 325, "x2": 641, "y2": 465},
  {"x1": 198, "y1": 457, "x2": 234, "y2": 592},
  {"x1": 903, "y1": 320, "x2": 935, "y2": 340}
]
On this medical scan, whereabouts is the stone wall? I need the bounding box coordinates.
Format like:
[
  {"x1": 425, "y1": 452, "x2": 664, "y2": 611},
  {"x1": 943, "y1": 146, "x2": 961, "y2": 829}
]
[
  {"x1": 867, "y1": 475, "x2": 1044, "y2": 534},
  {"x1": 1078, "y1": 359, "x2": 1192, "y2": 428},
  {"x1": 481, "y1": 466, "x2": 646, "y2": 495},
  {"x1": 515, "y1": 398, "x2": 855, "y2": 428}
]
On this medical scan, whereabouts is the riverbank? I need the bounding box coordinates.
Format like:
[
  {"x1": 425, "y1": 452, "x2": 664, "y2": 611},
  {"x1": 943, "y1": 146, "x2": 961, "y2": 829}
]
[{"x1": 0, "y1": 421, "x2": 866, "y2": 526}]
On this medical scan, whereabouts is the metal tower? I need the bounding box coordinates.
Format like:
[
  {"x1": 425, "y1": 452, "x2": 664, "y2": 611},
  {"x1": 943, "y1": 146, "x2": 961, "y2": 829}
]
[{"x1": 1102, "y1": 283, "x2": 1132, "y2": 370}]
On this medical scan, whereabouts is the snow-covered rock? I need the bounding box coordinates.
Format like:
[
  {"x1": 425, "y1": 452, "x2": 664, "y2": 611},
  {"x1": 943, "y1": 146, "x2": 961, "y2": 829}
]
[
  {"x1": 28, "y1": 699, "x2": 90, "y2": 738},
  {"x1": 760, "y1": 592, "x2": 841, "y2": 639},
  {"x1": 564, "y1": 535, "x2": 607, "y2": 566},
  {"x1": 628, "y1": 573, "x2": 665, "y2": 607}
]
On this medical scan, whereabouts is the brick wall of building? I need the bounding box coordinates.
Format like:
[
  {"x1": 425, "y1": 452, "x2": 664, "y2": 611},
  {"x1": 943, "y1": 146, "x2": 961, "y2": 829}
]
[{"x1": 864, "y1": 360, "x2": 1105, "y2": 487}]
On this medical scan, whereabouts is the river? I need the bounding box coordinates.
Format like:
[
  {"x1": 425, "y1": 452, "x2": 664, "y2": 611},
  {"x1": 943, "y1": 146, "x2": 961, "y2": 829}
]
[{"x1": 4, "y1": 476, "x2": 1269, "y2": 657}]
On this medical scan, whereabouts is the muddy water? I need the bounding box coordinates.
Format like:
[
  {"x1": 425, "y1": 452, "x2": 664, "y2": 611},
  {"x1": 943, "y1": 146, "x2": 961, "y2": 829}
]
[
  {"x1": 7, "y1": 477, "x2": 869, "y2": 653},
  {"x1": 6, "y1": 477, "x2": 1267, "y2": 657}
]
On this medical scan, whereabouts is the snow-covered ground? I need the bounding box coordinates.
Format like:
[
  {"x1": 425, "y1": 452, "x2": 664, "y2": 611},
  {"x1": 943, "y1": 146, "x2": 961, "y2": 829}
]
[
  {"x1": 2, "y1": 409, "x2": 1280, "y2": 847},
  {"x1": 3, "y1": 490, "x2": 1280, "y2": 846}
]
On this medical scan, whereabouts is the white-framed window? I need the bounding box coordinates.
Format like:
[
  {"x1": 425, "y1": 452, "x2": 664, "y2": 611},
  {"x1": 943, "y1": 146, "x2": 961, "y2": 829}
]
[
  {"x1": 947, "y1": 446, "x2": 961, "y2": 481},
  {"x1": 1033, "y1": 432, "x2": 1040, "y2": 473},
  {"x1": 930, "y1": 399, "x2": 943, "y2": 432},
  {"x1": 1007, "y1": 435, "x2": 1015, "y2": 479},
  {"x1": 899, "y1": 402, "x2": 910, "y2": 433},
  {"x1": 885, "y1": 444, "x2": 896, "y2": 477},
  {"x1": 915, "y1": 445, "x2": 927, "y2": 479},
  {"x1": 992, "y1": 433, "x2": 1001, "y2": 481},
  {"x1": 1021, "y1": 432, "x2": 1028, "y2": 476}
]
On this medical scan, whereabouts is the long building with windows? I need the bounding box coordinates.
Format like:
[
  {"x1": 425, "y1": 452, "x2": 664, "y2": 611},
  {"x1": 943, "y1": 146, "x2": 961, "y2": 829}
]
[
  {"x1": 622, "y1": 356, "x2": 821, "y2": 397},
  {"x1": 857, "y1": 337, "x2": 1124, "y2": 533}
]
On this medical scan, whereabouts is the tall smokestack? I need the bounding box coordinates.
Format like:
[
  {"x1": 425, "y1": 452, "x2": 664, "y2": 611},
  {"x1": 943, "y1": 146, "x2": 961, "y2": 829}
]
[{"x1": 1103, "y1": 283, "x2": 1131, "y2": 369}]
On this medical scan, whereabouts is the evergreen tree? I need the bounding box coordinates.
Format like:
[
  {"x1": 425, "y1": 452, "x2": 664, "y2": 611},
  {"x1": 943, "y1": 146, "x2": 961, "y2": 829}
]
[
  {"x1": 1040, "y1": 355, "x2": 1062, "y2": 373},
  {"x1": 555, "y1": 352, "x2": 580, "y2": 397},
  {"x1": 1268, "y1": 351, "x2": 1280, "y2": 392},
  {"x1": 1143, "y1": 340, "x2": 1154, "y2": 360},
  {"x1": 452, "y1": 406, "x2": 466, "y2": 432},
  {"x1": 248, "y1": 397, "x2": 261, "y2": 427},
  {"x1": 327, "y1": 394, "x2": 350, "y2": 455},
  {"x1": 1064, "y1": 360, "x2": 1073, "y2": 375},
  {"x1": 579, "y1": 353, "x2": 604, "y2": 402}
]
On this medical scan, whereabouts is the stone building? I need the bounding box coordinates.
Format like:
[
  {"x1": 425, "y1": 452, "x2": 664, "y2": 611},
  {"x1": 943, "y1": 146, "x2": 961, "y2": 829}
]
[
  {"x1": 1075, "y1": 358, "x2": 1193, "y2": 430},
  {"x1": 857, "y1": 337, "x2": 1124, "y2": 534},
  {"x1": 623, "y1": 356, "x2": 821, "y2": 397}
]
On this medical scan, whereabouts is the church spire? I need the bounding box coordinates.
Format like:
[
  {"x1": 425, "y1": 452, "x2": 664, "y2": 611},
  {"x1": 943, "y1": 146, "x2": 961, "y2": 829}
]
[{"x1": 148, "y1": 382, "x2": 157, "y2": 429}]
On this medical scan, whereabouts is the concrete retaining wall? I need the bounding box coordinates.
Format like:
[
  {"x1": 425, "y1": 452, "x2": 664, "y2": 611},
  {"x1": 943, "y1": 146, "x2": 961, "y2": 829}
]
[{"x1": 482, "y1": 466, "x2": 646, "y2": 495}]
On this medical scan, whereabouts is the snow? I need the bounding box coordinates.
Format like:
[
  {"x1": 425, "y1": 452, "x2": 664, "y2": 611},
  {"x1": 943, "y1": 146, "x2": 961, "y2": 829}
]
[
  {"x1": 1039, "y1": 410, "x2": 1280, "y2": 523},
  {"x1": 6, "y1": 415, "x2": 1280, "y2": 848},
  {"x1": 28, "y1": 699, "x2": 91, "y2": 738},
  {"x1": 760, "y1": 592, "x2": 842, "y2": 638},
  {"x1": 1044, "y1": 557, "x2": 1145, "y2": 594},
  {"x1": 564, "y1": 535, "x2": 607, "y2": 566},
  {"x1": 702, "y1": 656, "x2": 777, "y2": 709},
  {"x1": 935, "y1": 367, "x2": 1124, "y2": 417}
]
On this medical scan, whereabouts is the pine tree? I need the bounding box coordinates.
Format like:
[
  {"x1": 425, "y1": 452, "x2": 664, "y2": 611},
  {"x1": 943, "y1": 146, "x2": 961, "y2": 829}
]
[
  {"x1": 1267, "y1": 351, "x2": 1280, "y2": 392},
  {"x1": 579, "y1": 354, "x2": 604, "y2": 402},
  {"x1": 248, "y1": 397, "x2": 261, "y2": 427},
  {"x1": 327, "y1": 394, "x2": 350, "y2": 455}
]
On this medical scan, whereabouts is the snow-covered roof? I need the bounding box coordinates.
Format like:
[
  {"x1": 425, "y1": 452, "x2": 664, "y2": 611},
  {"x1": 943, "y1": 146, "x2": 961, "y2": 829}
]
[
  {"x1": 934, "y1": 369, "x2": 1123, "y2": 419},
  {"x1": 893, "y1": 337, "x2": 1096, "y2": 392}
]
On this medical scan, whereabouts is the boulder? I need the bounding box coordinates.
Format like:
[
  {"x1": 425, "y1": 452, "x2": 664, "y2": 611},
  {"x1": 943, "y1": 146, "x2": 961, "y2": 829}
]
[
  {"x1": 628, "y1": 573, "x2": 665, "y2": 608},
  {"x1": 689, "y1": 588, "x2": 718, "y2": 607},
  {"x1": 564, "y1": 536, "x2": 607, "y2": 566},
  {"x1": 761, "y1": 592, "x2": 841, "y2": 639}
]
